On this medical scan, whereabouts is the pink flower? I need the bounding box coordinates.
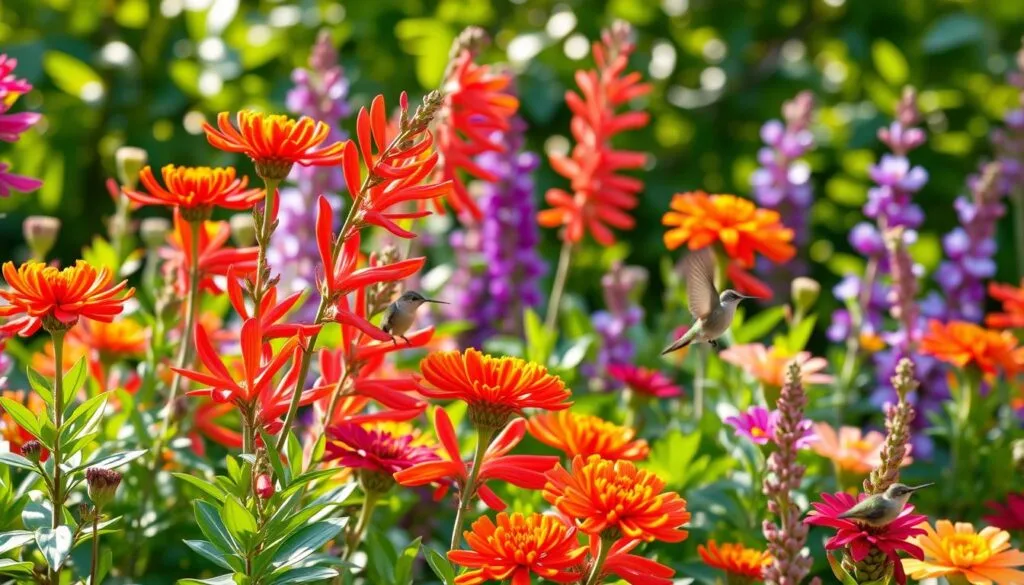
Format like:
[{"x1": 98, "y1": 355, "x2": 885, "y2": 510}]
[
  {"x1": 985, "y1": 492, "x2": 1024, "y2": 532},
  {"x1": 607, "y1": 364, "x2": 684, "y2": 399},
  {"x1": 325, "y1": 423, "x2": 438, "y2": 475},
  {"x1": 0, "y1": 162, "x2": 42, "y2": 198},
  {"x1": 724, "y1": 405, "x2": 815, "y2": 448},
  {"x1": 719, "y1": 343, "x2": 833, "y2": 387},
  {"x1": 0, "y1": 55, "x2": 31, "y2": 100},
  {"x1": 0, "y1": 105, "x2": 41, "y2": 142}
]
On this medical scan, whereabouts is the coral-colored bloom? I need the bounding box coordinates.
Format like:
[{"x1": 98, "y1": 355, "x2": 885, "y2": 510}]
[
  {"x1": 124, "y1": 165, "x2": 262, "y2": 213},
  {"x1": 698, "y1": 540, "x2": 771, "y2": 581},
  {"x1": 804, "y1": 491, "x2": 927, "y2": 585},
  {"x1": 448, "y1": 512, "x2": 587, "y2": 585},
  {"x1": 727, "y1": 261, "x2": 775, "y2": 300},
  {"x1": 76, "y1": 317, "x2": 147, "y2": 361},
  {"x1": 720, "y1": 343, "x2": 834, "y2": 387},
  {"x1": 525, "y1": 411, "x2": 648, "y2": 460},
  {"x1": 161, "y1": 211, "x2": 258, "y2": 295},
  {"x1": 811, "y1": 423, "x2": 909, "y2": 475},
  {"x1": 600, "y1": 537, "x2": 676, "y2": 585},
  {"x1": 724, "y1": 406, "x2": 816, "y2": 449},
  {"x1": 920, "y1": 319, "x2": 1024, "y2": 376},
  {"x1": 537, "y1": 26, "x2": 652, "y2": 246},
  {"x1": 325, "y1": 423, "x2": 438, "y2": 476},
  {"x1": 203, "y1": 111, "x2": 346, "y2": 173},
  {"x1": 606, "y1": 364, "x2": 683, "y2": 399},
  {"x1": 985, "y1": 493, "x2": 1024, "y2": 531},
  {"x1": 0, "y1": 390, "x2": 45, "y2": 455},
  {"x1": 662, "y1": 192, "x2": 795, "y2": 268},
  {"x1": 418, "y1": 349, "x2": 571, "y2": 425},
  {"x1": 0, "y1": 260, "x2": 134, "y2": 336},
  {"x1": 544, "y1": 455, "x2": 690, "y2": 543},
  {"x1": 987, "y1": 279, "x2": 1024, "y2": 329},
  {"x1": 902, "y1": 520, "x2": 1024, "y2": 585},
  {"x1": 395, "y1": 407, "x2": 559, "y2": 511}
]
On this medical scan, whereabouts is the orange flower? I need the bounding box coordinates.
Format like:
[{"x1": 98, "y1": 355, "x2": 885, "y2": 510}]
[
  {"x1": 0, "y1": 260, "x2": 134, "y2": 336},
  {"x1": 987, "y1": 279, "x2": 1024, "y2": 329},
  {"x1": 0, "y1": 390, "x2": 45, "y2": 455},
  {"x1": 811, "y1": 422, "x2": 910, "y2": 475},
  {"x1": 698, "y1": 540, "x2": 771, "y2": 581},
  {"x1": 919, "y1": 320, "x2": 1024, "y2": 376},
  {"x1": 526, "y1": 411, "x2": 648, "y2": 461},
  {"x1": 124, "y1": 165, "x2": 262, "y2": 216},
  {"x1": 418, "y1": 349, "x2": 571, "y2": 427},
  {"x1": 661, "y1": 192, "x2": 795, "y2": 267},
  {"x1": 902, "y1": 520, "x2": 1024, "y2": 585},
  {"x1": 544, "y1": 455, "x2": 690, "y2": 543},
  {"x1": 203, "y1": 111, "x2": 346, "y2": 179},
  {"x1": 719, "y1": 343, "x2": 833, "y2": 387},
  {"x1": 162, "y1": 211, "x2": 258, "y2": 296},
  {"x1": 77, "y1": 317, "x2": 147, "y2": 360},
  {"x1": 448, "y1": 512, "x2": 587, "y2": 585}
]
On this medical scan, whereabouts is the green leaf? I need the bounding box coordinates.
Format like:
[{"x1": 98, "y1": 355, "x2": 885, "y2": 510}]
[
  {"x1": 194, "y1": 500, "x2": 240, "y2": 555},
  {"x1": 267, "y1": 567, "x2": 339, "y2": 585},
  {"x1": 221, "y1": 497, "x2": 257, "y2": 549},
  {"x1": 178, "y1": 575, "x2": 237, "y2": 585},
  {"x1": 734, "y1": 306, "x2": 785, "y2": 344},
  {"x1": 0, "y1": 530, "x2": 35, "y2": 555},
  {"x1": 88, "y1": 548, "x2": 112, "y2": 585},
  {"x1": 558, "y1": 337, "x2": 592, "y2": 370},
  {"x1": 42, "y1": 51, "x2": 105, "y2": 101},
  {"x1": 22, "y1": 500, "x2": 53, "y2": 530},
  {"x1": 184, "y1": 539, "x2": 240, "y2": 572},
  {"x1": 260, "y1": 429, "x2": 291, "y2": 486},
  {"x1": 62, "y1": 357, "x2": 89, "y2": 400},
  {"x1": 524, "y1": 308, "x2": 555, "y2": 365},
  {"x1": 173, "y1": 473, "x2": 229, "y2": 503},
  {"x1": 27, "y1": 367, "x2": 53, "y2": 406},
  {"x1": 365, "y1": 528, "x2": 396, "y2": 584},
  {"x1": 271, "y1": 518, "x2": 346, "y2": 570},
  {"x1": 0, "y1": 452, "x2": 37, "y2": 472},
  {"x1": 72, "y1": 449, "x2": 147, "y2": 473},
  {"x1": 394, "y1": 537, "x2": 422, "y2": 585},
  {"x1": 922, "y1": 13, "x2": 986, "y2": 54},
  {"x1": 287, "y1": 433, "x2": 304, "y2": 479},
  {"x1": 0, "y1": 558, "x2": 34, "y2": 576},
  {"x1": 35, "y1": 526, "x2": 73, "y2": 570},
  {"x1": 59, "y1": 393, "x2": 109, "y2": 448},
  {"x1": 424, "y1": 546, "x2": 456, "y2": 585},
  {"x1": 827, "y1": 551, "x2": 861, "y2": 585},
  {"x1": 0, "y1": 397, "x2": 42, "y2": 439},
  {"x1": 786, "y1": 315, "x2": 817, "y2": 353},
  {"x1": 871, "y1": 39, "x2": 908, "y2": 86}
]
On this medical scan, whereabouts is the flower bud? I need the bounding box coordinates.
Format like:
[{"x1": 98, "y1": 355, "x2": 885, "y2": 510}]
[
  {"x1": 791, "y1": 277, "x2": 820, "y2": 313},
  {"x1": 255, "y1": 473, "x2": 274, "y2": 499},
  {"x1": 21, "y1": 440, "x2": 41, "y2": 463},
  {"x1": 139, "y1": 217, "x2": 171, "y2": 250},
  {"x1": 22, "y1": 215, "x2": 61, "y2": 261},
  {"x1": 115, "y1": 146, "x2": 147, "y2": 189},
  {"x1": 229, "y1": 213, "x2": 256, "y2": 247},
  {"x1": 86, "y1": 467, "x2": 122, "y2": 510},
  {"x1": 1013, "y1": 439, "x2": 1024, "y2": 474}
]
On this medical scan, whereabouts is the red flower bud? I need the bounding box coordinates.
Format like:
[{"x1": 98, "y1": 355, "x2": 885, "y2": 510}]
[{"x1": 255, "y1": 473, "x2": 274, "y2": 499}]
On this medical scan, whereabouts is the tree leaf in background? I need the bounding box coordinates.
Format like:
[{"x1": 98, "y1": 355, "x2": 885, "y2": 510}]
[
  {"x1": 871, "y1": 39, "x2": 909, "y2": 86},
  {"x1": 922, "y1": 14, "x2": 987, "y2": 54},
  {"x1": 395, "y1": 18, "x2": 456, "y2": 88},
  {"x1": 42, "y1": 51, "x2": 105, "y2": 102}
]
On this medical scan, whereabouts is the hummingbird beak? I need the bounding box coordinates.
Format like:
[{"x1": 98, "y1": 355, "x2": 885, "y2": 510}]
[
  {"x1": 424, "y1": 299, "x2": 449, "y2": 305},
  {"x1": 907, "y1": 483, "x2": 933, "y2": 492}
]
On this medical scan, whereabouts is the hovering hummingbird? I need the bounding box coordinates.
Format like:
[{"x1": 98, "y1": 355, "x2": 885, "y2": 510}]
[
  {"x1": 661, "y1": 248, "x2": 757, "y2": 355},
  {"x1": 380, "y1": 291, "x2": 448, "y2": 344},
  {"x1": 837, "y1": 483, "x2": 933, "y2": 527}
]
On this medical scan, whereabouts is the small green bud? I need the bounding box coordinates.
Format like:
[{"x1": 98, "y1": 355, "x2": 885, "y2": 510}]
[
  {"x1": 791, "y1": 277, "x2": 820, "y2": 313},
  {"x1": 22, "y1": 215, "x2": 61, "y2": 261},
  {"x1": 20, "y1": 440, "x2": 42, "y2": 463},
  {"x1": 139, "y1": 217, "x2": 171, "y2": 250},
  {"x1": 115, "y1": 146, "x2": 147, "y2": 189},
  {"x1": 86, "y1": 467, "x2": 122, "y2": 510},
  {"x1": 229, "y1": 213, "x2": 256, "y2": 247}
]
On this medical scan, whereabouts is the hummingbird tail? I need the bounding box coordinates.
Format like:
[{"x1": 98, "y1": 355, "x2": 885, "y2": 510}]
[{"x1": 661, "y1": 336, "x2": 694, "y2": 355}]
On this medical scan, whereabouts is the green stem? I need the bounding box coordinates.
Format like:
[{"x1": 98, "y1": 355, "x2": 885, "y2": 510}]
[
  {"x1": 242, "y1": 411, "x2": 255, "y2": 456},
  {"x1": 111, "y1": 194, "x2": 132, "y2": 268},
  {"x1": 89, "y1": 513, "x2": 101, "y2": 585},
  {"x1": 320, "y1": 371, "x2": 352, "y2": 434},
  {"x1": 49, "y1": 330, "x2": 66, "y2": 582},
  {"x1": 252, "y1": 179, "x2": 280, "y2": 326},
  {"x1": 449, "y1": 426, "x2": 496, "y2": 551},
  {"x1": 543, "y1": 239, "x2": 574, "y2": 332},
  {"x1": 344, "y1": 491, "x2": 380, "y2": 562},
  {"x1": 583, "y1": 536, "x2": 612, "y2": 585}
]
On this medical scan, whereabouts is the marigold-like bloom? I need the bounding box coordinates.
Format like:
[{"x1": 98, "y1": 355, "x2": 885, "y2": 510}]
[
  {"x1": 325, "y1": 423, "x2": 438, "y2": 477},
  {"x1": 77, "y1": 317, "x2": 147, "y2": 360},
  {"x1": 987, "y1": 279, "x2": 1024, "y2": 329},
  {"x1": 804, "y1": 491, "x2": 927, "y2": 585},
  {"x1": 606, "y1": 364, "x2": 683, "y2": 399},
  {"x1": 124, "y1": 165, "x2": 262, "y2": 217},
  {"x1": 203, "y1": 110, "x2": 346, "y2": 179},
  {"x1": 0, "y1": 261, "x2": 134, "y2": 336},
  {"x1": 0, "y1": 390, "x2": 45, "y2": 455},
  {"x1": 448, "y1": 512, "x2": 587, "y2": 585},
  {"x1": 902, "y1": 520, "x2": 1024, "y2": 585},
  {"x1": 985, "y1": 493, "x2": 1024, "y2": 531},
  {"x1": 544, "y1": 455, "x2": 690, "y2": 543},
  {"x1": 526, "y1": 411, "x2": 648, "y2": 460},
  {"x1": 418, "y1": 349, "x2": 571, "y2": 427},
  {"x1": 662, "y1": 192, "x2": 795, "y2": 268},
  {"x1": 719, "y1": 343, "x2": 834, "y2": 388},
  {"x1": 811, "y1": 423, "x2": 909, "y2": 475},
  {"x1": 162, "y1": 211, "x2": 258, "y2": 295},
  {"x1": 698, "y1": 541, "x2": 771, "y2": 581},
  {"x1": 919, "y1": 319, "x2": 1024, "y2": 376},
  {"x1": 724, "y1": 406, "x2": 815, "y2": 449}
]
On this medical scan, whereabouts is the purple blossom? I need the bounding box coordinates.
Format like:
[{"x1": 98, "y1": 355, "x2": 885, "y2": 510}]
[
  {"x1": 725, "y1": 405, "x2": 815, "y2": 448},
  {"x1": 584, "y1": 263, "x2": 647, "y2": 383},
  {"x1": 993, "y1": 41, "x2": 1024, "y2": 193}
]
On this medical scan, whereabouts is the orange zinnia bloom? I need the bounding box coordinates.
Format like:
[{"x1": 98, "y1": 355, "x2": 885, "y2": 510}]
[
  {"x1": 0, "y1": 390, "x2": 45, "y2": 455},
  {"x1": 448, "y1": 512, "x2": 587, "y2": 585},
  {"x1": 987, "y1": 279, "x2": 1024, "y2": 329},
  {"x1": 0, "y1": 260, "x2": 134, "y2": 336},
  {"x1": 544, "y1": 455, "x2": 690, "y2": 543},
  {"x1": 903, "y1": 520, "x2": 1024, "y2": 585},
  {"x1": 418, "y1": 349, "x2": 571, "y2": 427},
  {"x1": 662, "y1": 192, "x2": 795, "y2": 267},
  {"x1": 698, "y1": 540, "x2": 771, "y2": 581},
  {"x1": 203, "y1": 111, "x2": 346, "y2": 178},
  {"x1": 124, "y1": 165, "x2": 262, "y2": 216},
  {"x1": 719, "y1": 343, "x2": 833, "y2": 388},
  {"x1": 526, "y1": 411, "x2": 649, "y2": 461},
  {"x1": 919, "y1": 319, "x2": 1024, "y2": 377},
  {"x1": 811, "y1": 422, "x2": 910, "y2": 475}
]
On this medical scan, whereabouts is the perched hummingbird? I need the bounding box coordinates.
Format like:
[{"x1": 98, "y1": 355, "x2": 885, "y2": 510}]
[
  {"x1": 661, "y1": 248, "x2": 757, "y2": 355},
  {"x1": 380, "y1": 291, "x2": 448, "y2": 344},
  {"x1": 837, "y1": 483, "x2": 933, "y2": 527}
]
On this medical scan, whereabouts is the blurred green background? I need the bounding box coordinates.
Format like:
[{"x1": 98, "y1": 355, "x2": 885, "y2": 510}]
[{"x1": 2, "y1": 0, "x2": 1024, "y2": 311}]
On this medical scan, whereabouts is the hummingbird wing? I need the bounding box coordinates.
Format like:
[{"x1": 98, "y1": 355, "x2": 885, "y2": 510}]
[
  {"x1": 684, "y1": 247, "x2": 720, "y2": 320},
  {"x1": 837, "y1": 498, "x2": 887, "y2": 522}
]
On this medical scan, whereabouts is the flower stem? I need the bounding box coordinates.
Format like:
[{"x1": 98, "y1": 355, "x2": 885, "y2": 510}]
[
  {"x1": 89, "y1": 513, "x2": 101, "y2": 585},
  {"x1": 49, "y1": 330, "x2": 66, "y2": 582},
  {"x1": 252, "y1": 178, "x2": 280, "y2": 325},
  {"x1": 544, "y1": 239, "x2": 574, "y2": 332},
  {"x1": 583, "y1": 536, "x2": 612, "y2": 585},
  {"x1": 449, "y1": 426, "x2": 496, "y2": 551},
  {"x1": 344, "y1": 491, "x2": 380, "y2": 562}
]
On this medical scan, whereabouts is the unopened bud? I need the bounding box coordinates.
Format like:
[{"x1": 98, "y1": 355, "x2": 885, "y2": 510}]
[
  {"x1": 139, "y1": 217, "x2": 171, "y2": 250},
  {"x1": 255, "y1": 473, "x2": 274, "y2": 499},
  {"x1": 229, "y1": 213, "x2": 256, "y2": 247},
  {"x1": 115, "y1": 146, "x2": 148, "y2": 189},
  {"x1": 791, "y1": 277, "x2": 820, "y2": 313},
  {"x1": 23, "y1": 215, "x2": 61, "y2": 261},
  {"x1": 1013, "y1": 439, "x2": 1024, "y2": 474},
  {"x1": 86, "y1": 467, "x2": 122, "y2": 510},
  {"x1": 21, "y1": 440, "x2": 41, "y2": 463}
]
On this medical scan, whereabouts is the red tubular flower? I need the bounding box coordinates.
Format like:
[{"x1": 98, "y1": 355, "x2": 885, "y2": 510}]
[
  {"x1": 162, "y1": 211, "x2": 258, "y2": 295},
  {"x1": 727, "y1": 262, "x2": 775, "y2": 300},
  {"x1": 984, "y1": 493, "x2": 1024, "y2": 531},
  {"x1": 124, "y1": 165, "x2": 263, "y2": 215},
  {"x1": 803, "y1": 491, "x2": 927, "y2": 585},
  {"x1": 537, "y1": 24, "x2": 652, "y2": 246},
  {"x1": 316, "y1": 345, "x2": 427, "y2": 418},
  {"x1": 192, "y1": 400, "x2": 243, "y2": 450},
  {"x1": 597, "y1": 537, "x2": 676, "y2": 585},
  {"x1": 324, "y1": 423, "x2": 438, "y2": 475},
  {"x1": 987, "y1": 279, "x2": 1024, "y2": 329},
  {"x1": 606, "y1": 364, "x2": 684, "y2": 399},
  {"x1": 394, "y1": 407, "x2": 559, "y2": 511},
  {"x1": 435, "y1": 48, "x2": 519, "y2": 220},
  {"x1": 226, "y1": 269, "x2": 319, "y2": 341}
]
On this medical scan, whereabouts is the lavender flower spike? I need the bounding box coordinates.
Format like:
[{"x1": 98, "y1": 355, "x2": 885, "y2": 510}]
[{"x1": 587, "y1": 262, "x2": 647, "y2": 382}]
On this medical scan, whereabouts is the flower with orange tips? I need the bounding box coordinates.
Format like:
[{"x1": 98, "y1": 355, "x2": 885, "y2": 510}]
[
  {"x1": 902, "y1": 520, "x2": 1024, "y2": 585},
  {"x1": 606, "y1": 364, "x2": 683, "y2": 399},
  {"x1": 699, "y1": 541, "x2": 771, "y2": 582},
  {"x1": 448, "y1": 512, "x2": 587, "y2": 585},
  {"x1": 526, "y1": 411, "x2": 648, "y2": 461},
  {"x1": 662, "y1": 192, "x2": 795, "y2": 267},
  {"x1": 1, "y1": 390, "x2": 45, "y2": 455},
  {"x1": 124, "y1": 165, "x2": 262, "y2": 218},
  {"x1": 419, "y1": 349, "x2": 571, "y2": 428},
  {"x1": 77, "y1": 317, "x2": 147, "y2": 361},
  {"x1": 811, "y1": 422, "x2": 909, "y2": 475},
  {"x1": 0, "y1": 260, "x2": 134, "y2": 336},
  {"x1": 987, "y1": 279, "x2": 1024, "y2": 329},
  {"x1": 719, "y1": 343, "x2": 833, "y2": 388},
  {"x1": 920, "y1": 319, "x2": 1024, "y2": 376},
  {"x1": 544, "y1": 455, "x2": 690, "y2": 543},
  {"x1": 203, "y1": 111, "x2": 346, "y2": 180},
  {"x1": 162, "y1": 211, "x2": 258, "y2": 296}
]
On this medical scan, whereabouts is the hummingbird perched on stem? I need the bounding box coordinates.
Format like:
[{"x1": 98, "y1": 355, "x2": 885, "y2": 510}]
[
  {"x1": 661, "y1": 248, "x2": 757, "y2": 355},
  {"x1": 837, "y1": 483, "x2": 933, "y2": 527},
  {"x1": 380, "y1": 291, "x2": 448, "y2": 345}
]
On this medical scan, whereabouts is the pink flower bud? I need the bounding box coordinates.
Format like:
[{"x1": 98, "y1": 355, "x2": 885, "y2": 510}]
[{"x1": 255, "y1": 473, "x2": 274, "y2": 499}]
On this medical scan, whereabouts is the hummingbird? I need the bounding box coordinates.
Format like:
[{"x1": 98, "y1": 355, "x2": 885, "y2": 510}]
[
  {"x1": 661, "y1": 248, "x2": 757, "y2": 355},
  {"x1": 837, "y1": 483, "x2": 933, "y2": 527},
  {"x1": 380, "y1": 291, "x2": 448, "y2": 344}
]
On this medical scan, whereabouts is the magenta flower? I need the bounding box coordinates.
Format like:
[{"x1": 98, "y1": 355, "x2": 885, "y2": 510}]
[
  {"x1": 0, "y1": 55, "x2": 31, "y2": 100},
  {"x1": 0, "y1": 162, "x2": 42, "y2": 198},
  {"x1": 725, "y1": 405, "x2": 816, "y2": 448},
  {"x1": 804, "y1": 491, "x2": 927, "y2": 585},
  {"x1": 606, "y1": 364, "x2": 684, "y2": 399},
  {"x1": 324, "y1": 423, "x2": 439, "y2": 476},
  {"x1": 0, "y1": 105, "x2": 41, "y2": 142},
  {"x1": 984, "y1": 492, "x2": 1024, "y2": 531}
]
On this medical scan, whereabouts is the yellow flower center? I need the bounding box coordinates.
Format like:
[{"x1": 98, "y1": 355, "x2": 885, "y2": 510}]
[
  {"x1": 751, "y1": 427, "x2": 766, "y2": 438},
  {"x1": 941, "y1": 534, "x2": 993, "y2": 567},
  {"x1": 849, "y1": 439, "x2": 874, "y2": 453}
]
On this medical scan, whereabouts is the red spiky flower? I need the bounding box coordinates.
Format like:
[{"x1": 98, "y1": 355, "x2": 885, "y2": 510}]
[{"x1": 161, "y1": 211, "x2": 258, "y2": 296}]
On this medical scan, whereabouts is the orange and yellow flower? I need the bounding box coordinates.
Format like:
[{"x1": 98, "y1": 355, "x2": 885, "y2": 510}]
[
  {"x1": 987, "y1": 279, "x2": 1024, "y2": 329},
  {"x1": 661, "y1": 192, "x2": 795, "y2": 267},
  {"x1": 525, "y1": 411, "x2": 649, "y2": 461},
  {"x1": 902, "y1": 520, "x2": 1024, "y2": 585},
  {"x1": 0, "y1": 390, "x2": 45, "y2": 455},
  {"x1": 448, "y1": 512, "x2": 587, "y2": 585},
  {"x1": 698, "y1": 541, "x2": 771, "y2": 581},
  {"x1": 418, "y1": 349, "x2": 571, "y2": 427},
  {"x1": 544, "y1": 455, "x2": 690, "y2": 543},
  {"x1": 0, "y1": 260, "x2": 134, "y2": 337},
  {"x1": 719, "y1": 343, "x2": 833, "y2": 388},
  {"x1": 920, "y1": 319, "x2": 1024, "y2": 377},
  {"x1": 124, "y1": 165, "x2": 262, "y2": 216},
  {"x1": 811, "y1": 422, "x2": 910, "y2": 475}
]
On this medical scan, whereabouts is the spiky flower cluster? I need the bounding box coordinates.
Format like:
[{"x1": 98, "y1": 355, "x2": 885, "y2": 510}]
[{"x1": 865, "y1": 358, "x2": 918, "y2": 494}]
